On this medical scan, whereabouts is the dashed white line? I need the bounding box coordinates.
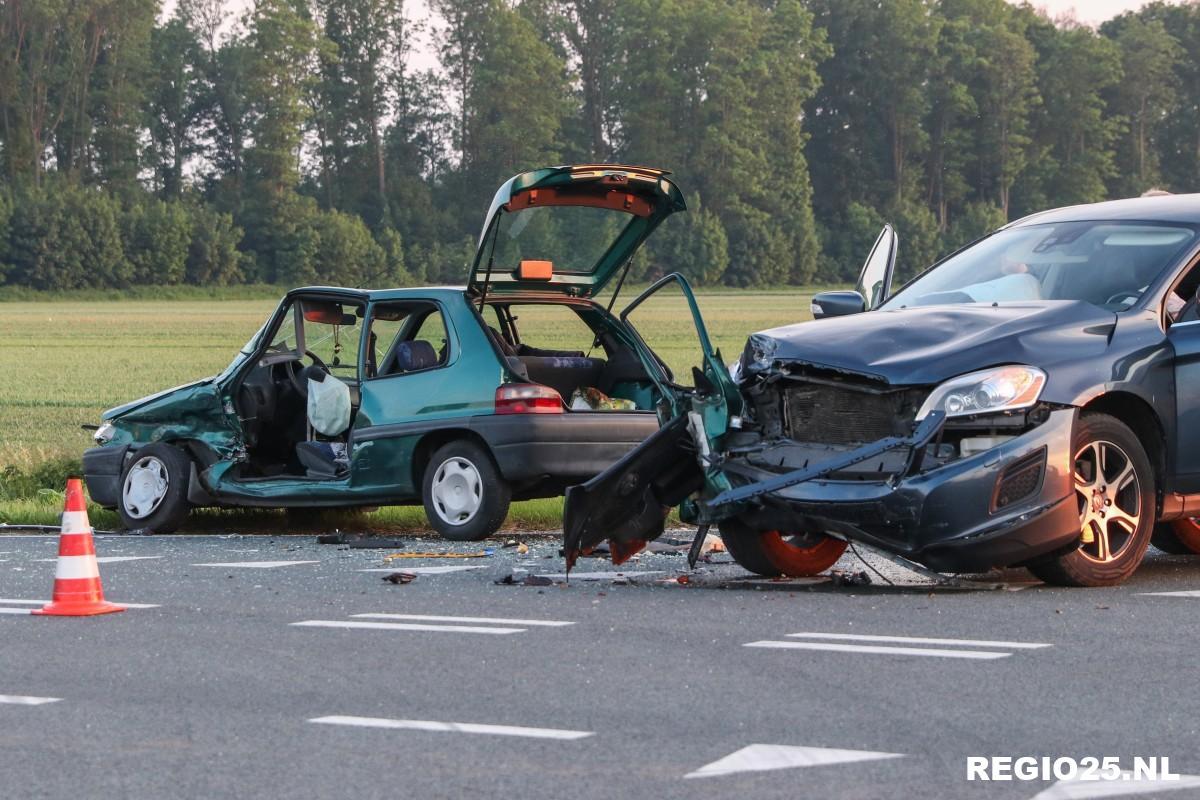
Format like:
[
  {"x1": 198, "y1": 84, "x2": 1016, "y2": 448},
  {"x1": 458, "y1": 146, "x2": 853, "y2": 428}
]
[
  {"x1": 352, "y1": 613, "x2": 574, "y2": 627},
  {"x1": 0, "y1": 695, "x2": 60, "y2": 705},
  {"x1": 194, "y1": 560, "x2": 319, "y2": 569},
  {"x1": 1029, "y1": 770, "x2": 1200, "y2": 799},
  {"x1": 535, "y1": 571, "x2": 664, "y2": 581},
  {"x1": 309, "y1": 715, "x2": 593, "y2": 740},
  {"x1": 744, "y1": 641, "x2": 1011, "y2": 660},
  {"x1": 33, "y1": 556, "x2": 163, "y2": 564},
  {"x1": 356, "y1": 566, "x2": 487, "y2": 575},
  {"x1": 0, "y1": 598, "x2": 160, "y2": 609},
  {"x1": 785, "y1": 632, "x2": 1051, "y2": 649},
  {"x1": 291, "y1": 620, "x2": 524, "y2": 634}
]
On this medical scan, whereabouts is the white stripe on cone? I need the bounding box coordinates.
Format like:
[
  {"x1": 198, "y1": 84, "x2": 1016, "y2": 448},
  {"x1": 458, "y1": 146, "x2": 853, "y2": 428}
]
[
  {"x1": 60, "y1": 511, "x2": 90, "y2": 533},
  {"x1": 54, "y1": 555, "x2": 100, "y2": 580}
]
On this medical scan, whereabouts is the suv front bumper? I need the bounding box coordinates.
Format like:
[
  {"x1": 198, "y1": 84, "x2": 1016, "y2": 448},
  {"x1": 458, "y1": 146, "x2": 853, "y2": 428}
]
[{"x1": 718, "y1": 408, "x2": 1080, "y2": 572}]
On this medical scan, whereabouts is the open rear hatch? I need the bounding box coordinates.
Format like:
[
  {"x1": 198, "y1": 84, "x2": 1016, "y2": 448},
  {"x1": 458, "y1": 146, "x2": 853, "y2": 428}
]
[{"x1": 469, "y1": 165, "x2": 686, "y2": 299}]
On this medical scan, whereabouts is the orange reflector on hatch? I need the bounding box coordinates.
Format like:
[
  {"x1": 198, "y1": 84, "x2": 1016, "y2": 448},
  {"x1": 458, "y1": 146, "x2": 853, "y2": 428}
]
[{"x1": 518, "y1": 259, "x2": 554, "y2": 280}]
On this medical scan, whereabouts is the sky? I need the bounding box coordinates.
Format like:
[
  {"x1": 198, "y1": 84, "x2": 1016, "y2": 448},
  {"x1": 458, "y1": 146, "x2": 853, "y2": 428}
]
[
  {"x1": 164, "y1": 0, "x2": 1183, "y2": 29},
  {"x1": 1024, "y1": 0, "x2": 1183, "y2": 24},
  {"x1": 158, "y1": 0, "x2": 1186, "y2": 74}
]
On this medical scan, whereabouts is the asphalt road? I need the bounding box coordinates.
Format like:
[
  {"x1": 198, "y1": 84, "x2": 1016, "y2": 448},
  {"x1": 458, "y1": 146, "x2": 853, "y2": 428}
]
[{"x1": 4, "y1": 529, "x2": 1200, "y2": 800}]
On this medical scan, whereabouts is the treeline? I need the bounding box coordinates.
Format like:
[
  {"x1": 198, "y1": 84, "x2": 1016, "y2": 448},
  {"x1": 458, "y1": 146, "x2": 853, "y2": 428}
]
[{"x1": 0, "y1": 0, "x2": 1196, "y2": 291}]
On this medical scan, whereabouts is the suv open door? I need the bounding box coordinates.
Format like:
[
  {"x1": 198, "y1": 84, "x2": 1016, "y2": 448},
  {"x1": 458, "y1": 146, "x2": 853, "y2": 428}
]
[{"x1": 562, "y1": 273, "x2": 741, "y2": 566}]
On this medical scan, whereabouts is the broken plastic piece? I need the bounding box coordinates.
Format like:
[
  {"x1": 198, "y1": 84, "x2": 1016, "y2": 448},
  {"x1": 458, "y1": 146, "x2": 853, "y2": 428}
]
[
  {"x1": 829, "y1": 569, "x2": 872, "y2": 587},
  {"x1": 382, "y1": 571, "x2": 417, "y2": 584}
]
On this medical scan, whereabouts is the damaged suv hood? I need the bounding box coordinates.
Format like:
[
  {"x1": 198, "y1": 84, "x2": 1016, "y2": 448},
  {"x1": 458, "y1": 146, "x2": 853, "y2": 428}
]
[{"x1": 745, "y1": 301, "x2": 1116, "y2": 386}]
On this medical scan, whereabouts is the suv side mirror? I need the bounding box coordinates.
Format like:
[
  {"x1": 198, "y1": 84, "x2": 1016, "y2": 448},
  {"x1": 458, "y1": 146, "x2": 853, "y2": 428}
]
[{"x1": 811, "y1": 290, "x2": 867, "y2": 319}]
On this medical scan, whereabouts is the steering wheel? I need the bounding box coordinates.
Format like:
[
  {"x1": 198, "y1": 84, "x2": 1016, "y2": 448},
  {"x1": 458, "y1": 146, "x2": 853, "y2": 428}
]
[
  {"x1": 284, "y1": 350, "x2": 330, "y2": 395},
  {"x1": 1104, "y1": 291, "x2": 1141, "y2": 310}
]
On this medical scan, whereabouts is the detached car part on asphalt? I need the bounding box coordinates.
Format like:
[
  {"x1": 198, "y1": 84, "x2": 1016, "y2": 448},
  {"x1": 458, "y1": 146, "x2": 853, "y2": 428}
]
[
  {"x1": 83, "y1": 165, "x2": 688, "y2": 540},
  {"x1": 565, "y1": 194, "x2": 1200, "y2": 586}
]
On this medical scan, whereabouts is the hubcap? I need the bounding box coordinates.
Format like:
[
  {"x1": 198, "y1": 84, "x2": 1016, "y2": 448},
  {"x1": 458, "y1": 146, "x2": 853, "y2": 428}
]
[
  {"x1": 430, "y1": 456, "x2": 483, "y2": 526},
  {"x1": 1074, "y1": 439, "x2": 1141, "y2": 563},
  {"x1": 122, "y1": 456, "x2": 169, "y2": 519}
]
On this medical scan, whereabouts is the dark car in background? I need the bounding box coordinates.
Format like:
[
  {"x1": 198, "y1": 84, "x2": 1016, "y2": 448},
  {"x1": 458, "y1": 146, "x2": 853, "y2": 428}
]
[
  {"x1": 83, "y1": 165, "x2": 685, "y2": 540},
  {"x1": 566, "y1": 193, "x2": 1200, "y2": 586}
]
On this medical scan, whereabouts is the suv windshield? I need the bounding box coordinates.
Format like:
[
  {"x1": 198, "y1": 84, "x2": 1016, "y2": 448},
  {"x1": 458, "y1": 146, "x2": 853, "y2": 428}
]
[
  {"x1": 491, "y1": 205, "x2": 632, "y2": 275},
  {"x1": 886, "y1": 221, "x2": 1199, "y2": 312}
]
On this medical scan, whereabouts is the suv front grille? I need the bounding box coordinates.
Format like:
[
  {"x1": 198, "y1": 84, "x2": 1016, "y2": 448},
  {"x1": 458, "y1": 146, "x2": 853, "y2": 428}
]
[{"x1": 782, "y1": 380, "x2": 928, "y2": 445}]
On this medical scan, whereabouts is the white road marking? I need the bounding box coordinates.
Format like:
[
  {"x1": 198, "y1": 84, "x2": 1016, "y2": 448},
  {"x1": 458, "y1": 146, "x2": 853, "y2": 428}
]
[
  {"x1": 291, "y1": 620, "x2": 524, "y2": 634},
  {"x1": 356, "y1": 566, "x2": 487, "y2": 575},
  {"x1": 744, "y1": 641, "x2": 1010, "y2": 659},
  {"x1": 34, "y1": 556, "x2": 163, "y2": 564},
  {"x1": 0, "y1": 598, "x2": 160, "y2": 608},
  {"x1": 309, "y1": 715, "x2": 592, "y2": 740},
  {"x1": 0, "y1": 695, "x2": 60, "y2": 705},
  {"x1": 96, "y1": 556, "x2": 163, "y2": 564},
  {"x1": 1028, "y1": 770, "x2": 1200, "y2": 799},
  {"x1": 352, "y1": 613, "x2": 574, "y2": 627},
  {"x1": 194, "y1": 560, "x2": 319, "y2": 569},
  {"x1": 537, "y1": 571, "x2": 665, "y2": 581},
  {"x1": 786, "y1": 632, "x2": 1051, "y2": 649},
  {"x1": 685, "y1": 744, "x2": 904, "y2": 779},
  {"x1": 0, "y1": 608, "x2": 32, "y2": 615},
  {"x1": 1138, "y1": 590, "x2": 1200, "y2": 597}
]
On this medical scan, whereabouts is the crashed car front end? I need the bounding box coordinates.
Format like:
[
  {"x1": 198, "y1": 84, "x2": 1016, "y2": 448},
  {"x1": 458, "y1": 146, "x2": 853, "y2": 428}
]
[{"x1": 716, "y1": 341, "x2": 1080, "y2": 571}]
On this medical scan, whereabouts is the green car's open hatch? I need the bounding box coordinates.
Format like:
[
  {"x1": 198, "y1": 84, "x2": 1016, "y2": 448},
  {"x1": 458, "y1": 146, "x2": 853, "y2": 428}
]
[{"x1": 469, "y1": 165, "x2": 686, "y2": 299}]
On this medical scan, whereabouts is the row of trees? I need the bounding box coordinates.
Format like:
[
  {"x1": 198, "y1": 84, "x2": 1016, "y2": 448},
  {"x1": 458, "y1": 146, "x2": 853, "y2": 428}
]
[{"x1": 0, "y1": 0, "x2": 1196, "y2": 291}]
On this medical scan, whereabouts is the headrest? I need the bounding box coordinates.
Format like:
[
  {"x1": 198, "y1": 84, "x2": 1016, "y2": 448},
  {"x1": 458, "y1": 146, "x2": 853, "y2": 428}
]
[{"x1": 396, "y1": 340, "x2": 438, "y2": 372}]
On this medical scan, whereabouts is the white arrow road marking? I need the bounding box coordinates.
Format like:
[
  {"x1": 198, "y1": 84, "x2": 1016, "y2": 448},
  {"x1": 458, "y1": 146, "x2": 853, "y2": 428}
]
[
  {"x1": 786, "y1": 632, "x2": 1052, "y2": 649},
  {"x1": 194, "y1": 560, "x2": 319, "y2": 569},
  {"x1": 1028, "y1": 771, "x2": 1200, "y2": 799},
  {"x1": 1138, "y1": 590, "x2": 1200, "y2": 597},
  {"x1": 0, "y1": 695, "x2": 60, "y2": 705},
  {"x1": 291, "y1": 620, "x2": 524, "y2": 634},
  {"x1": 352, "y1": 613, "x2": 574, "y2": 627},
  {"x1": 357, "y1": 566, "x2": 487, "y2": 575},
  {"x1": 685, "y1": 744, "x2": 904, "y2": 779},
  {"x1": 0, "y1": 598, "x2": 159, "y2": 608},
  {"x1": 745, "y1": 641, "x2": 1011, "y2": 659},
  {"x1": 309, "y1": 715, "x2": 593, "y2": 740}
]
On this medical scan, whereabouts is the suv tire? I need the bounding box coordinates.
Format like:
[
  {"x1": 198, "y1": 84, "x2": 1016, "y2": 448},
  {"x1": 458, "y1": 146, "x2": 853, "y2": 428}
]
[{"x1": 1028, "y1": 413, "x2": 1155, "y2": 587}]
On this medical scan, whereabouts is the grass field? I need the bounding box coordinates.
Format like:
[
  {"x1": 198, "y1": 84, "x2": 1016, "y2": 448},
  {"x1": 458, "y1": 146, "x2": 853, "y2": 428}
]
[{"x1": 0, "y1": 286, "x2": 819, "y2": 530}]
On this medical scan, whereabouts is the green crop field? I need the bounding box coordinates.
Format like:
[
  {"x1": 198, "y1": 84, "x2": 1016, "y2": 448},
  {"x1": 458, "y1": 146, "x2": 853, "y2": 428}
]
[{"x1": 0, "y1": 287, "x2": 819, "y2": 531}]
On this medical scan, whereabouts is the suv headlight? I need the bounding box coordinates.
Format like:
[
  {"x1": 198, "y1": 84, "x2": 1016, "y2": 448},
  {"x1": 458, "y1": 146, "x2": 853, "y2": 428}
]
[
  {"x1": 93, "y1": 422, "x2": 116, "y2": 444},
  {"x1": 917, "y1": 366, "x2": 1046, "y2": 420}
]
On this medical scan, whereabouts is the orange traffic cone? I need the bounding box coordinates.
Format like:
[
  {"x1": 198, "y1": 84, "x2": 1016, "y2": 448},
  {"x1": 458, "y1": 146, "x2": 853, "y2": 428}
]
[{"x1": 32, "y1": 478, "x2": 125, "y2": 617}]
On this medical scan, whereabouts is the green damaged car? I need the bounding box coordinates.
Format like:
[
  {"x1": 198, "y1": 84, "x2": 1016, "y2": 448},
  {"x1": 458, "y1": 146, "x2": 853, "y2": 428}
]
[{"x1": 83, "y1": 165, "x2": 700, "y2": 539}]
